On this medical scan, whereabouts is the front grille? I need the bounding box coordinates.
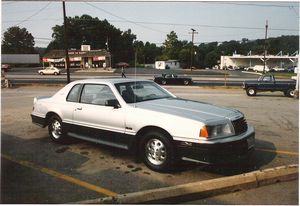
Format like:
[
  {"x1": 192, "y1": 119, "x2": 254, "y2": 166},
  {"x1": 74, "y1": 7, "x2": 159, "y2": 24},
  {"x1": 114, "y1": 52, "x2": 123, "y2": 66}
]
[{"x1": 232, "y1": 117, "x2": 248, "y2": 135}]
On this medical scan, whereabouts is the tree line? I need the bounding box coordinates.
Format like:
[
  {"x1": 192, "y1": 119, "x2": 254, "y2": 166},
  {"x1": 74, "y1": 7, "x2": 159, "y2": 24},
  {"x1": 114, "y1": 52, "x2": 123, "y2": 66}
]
[{"x1": 2, "y1": 14, "x2": 299, "y2": 68}]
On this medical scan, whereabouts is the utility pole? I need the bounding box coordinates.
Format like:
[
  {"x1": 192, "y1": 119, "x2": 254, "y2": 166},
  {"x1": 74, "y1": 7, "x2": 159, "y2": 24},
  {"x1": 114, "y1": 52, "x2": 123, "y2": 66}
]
[
  {"x1": 189, "y1": 28, "x2": 198, "y2": 70},
  {"x1": 106, "y1": 36, "x2": 109, "y2": 51},
  {"x1": 63, "y1": 1, "x2": 70, "y2": 83},
  {"x1": 263, "y1": 20, "x2": 268, "y2": 74}
]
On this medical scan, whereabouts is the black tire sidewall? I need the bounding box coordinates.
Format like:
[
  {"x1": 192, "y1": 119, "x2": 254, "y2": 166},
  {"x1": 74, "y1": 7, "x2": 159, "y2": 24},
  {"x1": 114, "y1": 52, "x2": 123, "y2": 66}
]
[
  {"x1": 246, "y1": 87, "x2": 256, "y2": 96},
  {"x1": 286, "y1": 89, "x2": 294, "y2": 97},
  {"x1": 139, "y1": 131, "x2": 174, "y2": 172},
  {"x1": 48, "y1": 115, "x2": 66, "y2": 143}
]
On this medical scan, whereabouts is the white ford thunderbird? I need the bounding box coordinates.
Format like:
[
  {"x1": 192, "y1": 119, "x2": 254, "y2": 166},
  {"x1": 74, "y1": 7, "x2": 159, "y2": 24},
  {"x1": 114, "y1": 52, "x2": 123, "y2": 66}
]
[{"x1": 31, "y1": 79, "x2": 255, "y2": 171}]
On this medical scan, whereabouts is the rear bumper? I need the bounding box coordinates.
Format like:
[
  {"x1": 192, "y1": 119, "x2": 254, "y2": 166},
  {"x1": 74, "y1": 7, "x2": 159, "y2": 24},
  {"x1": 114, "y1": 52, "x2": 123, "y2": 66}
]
[
  {"x1": 31, "y1": 114, "x2": 46, "y2": 127},
  {"x1": 175, "y1": 126, "x2": 255, "y2": 164}
]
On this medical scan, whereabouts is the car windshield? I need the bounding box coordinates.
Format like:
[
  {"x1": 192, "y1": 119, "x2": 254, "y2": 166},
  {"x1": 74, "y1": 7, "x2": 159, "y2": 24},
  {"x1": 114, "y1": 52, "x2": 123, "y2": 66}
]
[{"x1": 115, "y1": 81, "x2": 173, "y2": 103}]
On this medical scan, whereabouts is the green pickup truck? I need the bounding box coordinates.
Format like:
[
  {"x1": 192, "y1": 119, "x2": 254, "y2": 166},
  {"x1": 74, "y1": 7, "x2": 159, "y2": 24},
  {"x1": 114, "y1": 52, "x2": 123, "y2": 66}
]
[{"x1": 242, "y1": 74, "x2": 296, "y2": 97}]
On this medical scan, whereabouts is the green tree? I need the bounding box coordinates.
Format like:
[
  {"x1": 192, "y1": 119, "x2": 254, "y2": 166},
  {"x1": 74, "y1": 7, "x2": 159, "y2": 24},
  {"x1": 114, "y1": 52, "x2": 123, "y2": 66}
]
[
  {"x1": 2, "y1": 26, "x2": 36, "y2": 54},
  {"x1": 161, "y1": 31, "x2": 181, "y2": 60}
]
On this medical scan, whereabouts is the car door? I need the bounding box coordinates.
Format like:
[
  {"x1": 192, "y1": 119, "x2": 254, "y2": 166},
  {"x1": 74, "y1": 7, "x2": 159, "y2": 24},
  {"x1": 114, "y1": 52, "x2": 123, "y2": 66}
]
[
  {"x1": 166, "y1": 74, "x2": 175, "y2": 84},
  {"x1": 259, "y1": 75, "x2": 274, "y2": 91},
  {"x1": 72, "y1": 84, "x2": 127, "y2": 146}
]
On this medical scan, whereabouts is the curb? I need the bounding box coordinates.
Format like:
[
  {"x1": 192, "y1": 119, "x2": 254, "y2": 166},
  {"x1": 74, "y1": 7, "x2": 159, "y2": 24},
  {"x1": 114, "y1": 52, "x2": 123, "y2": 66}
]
[{"x1": 76, "y1": 164, "x2": 298, "y2": 204}]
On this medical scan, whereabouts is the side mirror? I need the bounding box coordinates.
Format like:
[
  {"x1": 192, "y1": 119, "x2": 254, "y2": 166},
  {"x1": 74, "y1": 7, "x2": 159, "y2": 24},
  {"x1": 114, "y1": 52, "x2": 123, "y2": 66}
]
[{"x1": 105, "y1": 99, "x2": 121, "y2": 109}]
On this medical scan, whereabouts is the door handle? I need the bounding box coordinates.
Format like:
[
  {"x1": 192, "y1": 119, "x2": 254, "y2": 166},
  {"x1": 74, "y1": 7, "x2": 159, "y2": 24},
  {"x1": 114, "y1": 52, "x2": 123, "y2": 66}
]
[{"x1": 76, "y1": 107, "x2": 82, "y2": 111}]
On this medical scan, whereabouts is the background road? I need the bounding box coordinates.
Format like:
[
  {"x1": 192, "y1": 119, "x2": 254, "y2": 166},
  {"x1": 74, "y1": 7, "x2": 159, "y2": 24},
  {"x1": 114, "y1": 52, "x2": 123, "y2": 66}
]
[
  {"x1": 1, "y1": 85, "x2": 298, "y2": 203},
  {"x1": 4, "y1": 67, "x2": 263, "y2": 86}
]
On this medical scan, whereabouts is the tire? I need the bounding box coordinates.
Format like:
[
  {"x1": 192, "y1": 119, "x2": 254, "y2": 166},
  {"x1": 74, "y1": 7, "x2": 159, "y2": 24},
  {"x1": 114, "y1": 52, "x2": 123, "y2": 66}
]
[
  {"x1": 48, "y1": 115, "x2": 66, "y2": 143},
  {"x1": 285, "y1": 89, "x2": 295, "y2": 97},
  {"x1": 183, "y1": 80, "x2": 189, "y2": 85},
  {"x1": 246, "y1": 87, "x2": 256, "y2": 96},
  {"x1": 139, "y1": 131, "x2": 175, "y2": 172},
  {"x1": 39, "y1": 72, "x2": 44, "y2": 75},
  {"x1": 54, "y1": 72, "x2": 58, "y2": 75},
  {"x1": 161, "y1": 80, "x2": 167, "y2": 85}
]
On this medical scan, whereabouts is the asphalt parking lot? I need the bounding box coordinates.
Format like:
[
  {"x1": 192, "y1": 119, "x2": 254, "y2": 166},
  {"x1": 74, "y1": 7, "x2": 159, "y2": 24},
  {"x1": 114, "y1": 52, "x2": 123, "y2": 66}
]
[{"x1": 1, "y1": 85, "x2": 298, "y2": 203}]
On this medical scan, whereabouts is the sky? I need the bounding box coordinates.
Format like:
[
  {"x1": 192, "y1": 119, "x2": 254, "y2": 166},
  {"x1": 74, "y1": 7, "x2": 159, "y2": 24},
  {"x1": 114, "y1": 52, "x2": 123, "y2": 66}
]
[{"x1": 1, "y1": 1, "x2": 299, "y2": 48}]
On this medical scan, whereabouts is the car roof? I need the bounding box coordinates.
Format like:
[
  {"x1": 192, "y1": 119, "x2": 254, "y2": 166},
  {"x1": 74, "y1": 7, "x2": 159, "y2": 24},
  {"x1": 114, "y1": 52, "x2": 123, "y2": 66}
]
[{"x1": 70, "y1": 78, "x2": 152, "y2": 85}]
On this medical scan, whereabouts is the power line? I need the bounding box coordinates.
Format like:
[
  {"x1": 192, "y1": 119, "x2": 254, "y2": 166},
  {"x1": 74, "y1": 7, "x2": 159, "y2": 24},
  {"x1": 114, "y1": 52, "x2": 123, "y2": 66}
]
[
  {"x1": 3, "y1": 6, "x2": 60, "y2": 15},
  {"x1": 107, "y1": 20, "x2": 298, "y2": 32},
  {"x1": 4, "y1": 16, "x2": 297, "y2": 32},
  {"x1": 84, "y1": 2, "x2": 167, "y2": 34},
  {"x1": 290, "y1": 6, "x2": 300, "y2": 18},
  {"x1": 3, "y1": 18, "x2": 61, "y2": 23},
  {"x1": 13, "y1": 2, "x2": 52, "y2": 27},
  {"x1": 202, "y1": 2, "x2": 299, "y2": 8}
]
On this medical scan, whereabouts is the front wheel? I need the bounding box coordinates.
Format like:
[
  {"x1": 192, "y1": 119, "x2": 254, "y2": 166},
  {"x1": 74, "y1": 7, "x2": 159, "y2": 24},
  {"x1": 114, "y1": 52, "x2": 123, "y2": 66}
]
[
  {"x1": 161, "y1": 80, "x2": 167, "y2": 85},
  {"x1": 183, "y1": 80, "x2": 190, "y2": 85},
  {"x1": 246, "y1": 87, "x2": 256, "y2": 96},
  {"x1": 139, "y1": 131, "x2": 175, "y2": 172}
]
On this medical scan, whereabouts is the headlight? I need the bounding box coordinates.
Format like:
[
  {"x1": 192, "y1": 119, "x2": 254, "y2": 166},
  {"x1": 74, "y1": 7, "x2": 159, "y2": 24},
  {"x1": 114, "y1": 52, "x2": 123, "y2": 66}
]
[{"x1": 200, "y1": 123, "x2": 234, "y2": 139}]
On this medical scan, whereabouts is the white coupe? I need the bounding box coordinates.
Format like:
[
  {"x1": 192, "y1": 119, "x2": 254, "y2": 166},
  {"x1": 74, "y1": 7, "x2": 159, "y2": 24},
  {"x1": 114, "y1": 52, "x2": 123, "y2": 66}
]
[
  {"x1": 38, "y1": 67, "x2": 61, "y2": 75},
  {"x1": 31, "y1": 79, "x2": 255, "y2": 171}
]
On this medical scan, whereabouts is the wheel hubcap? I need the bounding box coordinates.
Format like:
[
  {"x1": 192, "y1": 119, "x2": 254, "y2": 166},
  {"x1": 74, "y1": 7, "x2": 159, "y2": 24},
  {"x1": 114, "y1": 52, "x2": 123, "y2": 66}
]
[
  {"x1": 145, "y1": 138, "x2": 167, "y2": 166},
  {"x1": 249, "y1": 89, "x2": 255, "y2": 95},
  {"x1": 51, "y1": 120, "x2": 62, "y2": 139}
]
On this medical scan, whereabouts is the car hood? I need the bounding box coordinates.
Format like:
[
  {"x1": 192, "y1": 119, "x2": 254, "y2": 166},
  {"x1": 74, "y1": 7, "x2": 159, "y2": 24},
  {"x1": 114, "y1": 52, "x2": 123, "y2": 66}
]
[{"x1": 134, "y1": 98, "x2": 242, "y2": 123}]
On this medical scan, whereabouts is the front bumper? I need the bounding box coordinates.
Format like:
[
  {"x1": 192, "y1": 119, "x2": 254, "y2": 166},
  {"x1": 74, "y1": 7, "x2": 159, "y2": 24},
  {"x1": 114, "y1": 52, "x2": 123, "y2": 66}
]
[{"x1": 175, "y1": 126, "x2": 255, "y2": 164}]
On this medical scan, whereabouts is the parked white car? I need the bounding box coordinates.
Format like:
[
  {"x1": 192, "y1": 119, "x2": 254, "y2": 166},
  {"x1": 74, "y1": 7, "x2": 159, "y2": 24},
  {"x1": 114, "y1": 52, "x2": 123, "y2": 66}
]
[
  {"x1": 31, "y1": 79, "x2": 255, "y2": 171},
  {"x1": 253, "y1": 65, "x2": 269, "y2": 72},
  {"x1": 272, "y1": 67, "x2": 285, "y2": 72},
  {"x1": 38, "y1": 67, "x2": 61, "y2": 75}
]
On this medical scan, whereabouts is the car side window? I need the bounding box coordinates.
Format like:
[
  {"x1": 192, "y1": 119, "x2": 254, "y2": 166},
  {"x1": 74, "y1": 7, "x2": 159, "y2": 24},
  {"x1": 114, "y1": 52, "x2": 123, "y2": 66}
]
[
  {"x1": 80, "y1": 84, "x2": 117, "y2": 106},
  {"x1": 67, "y1": 84, "x2": 82, "y2": 102},
  {"x1": 263, "y1": 76, "x2": 271, "y2": 81}
]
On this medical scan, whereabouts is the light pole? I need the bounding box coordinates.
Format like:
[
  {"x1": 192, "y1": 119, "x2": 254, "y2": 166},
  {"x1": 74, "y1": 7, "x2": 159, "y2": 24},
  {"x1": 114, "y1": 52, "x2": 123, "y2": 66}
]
[
  {"x1": 263, "y1": 20, "x2": 268, "y2": 74},
  {"x1": 189, "y1": 28, "x2": 198, "y2": 70}
]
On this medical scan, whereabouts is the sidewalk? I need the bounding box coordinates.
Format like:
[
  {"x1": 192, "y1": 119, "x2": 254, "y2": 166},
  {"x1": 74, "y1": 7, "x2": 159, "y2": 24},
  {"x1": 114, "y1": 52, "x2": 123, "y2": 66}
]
[{"x1": 183, "y1": 180, "x2": 298, "y2": 205}]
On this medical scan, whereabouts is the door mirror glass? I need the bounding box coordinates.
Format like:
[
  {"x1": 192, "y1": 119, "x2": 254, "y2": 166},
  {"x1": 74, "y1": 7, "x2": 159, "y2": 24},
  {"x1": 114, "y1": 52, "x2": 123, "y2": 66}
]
[{"x1": 105, "y1": 99, "x2": 120, "y2": 108}]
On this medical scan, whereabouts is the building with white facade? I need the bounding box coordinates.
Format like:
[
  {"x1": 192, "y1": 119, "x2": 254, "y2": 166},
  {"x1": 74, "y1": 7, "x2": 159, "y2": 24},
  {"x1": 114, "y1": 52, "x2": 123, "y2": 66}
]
[
  {"x1": 220, "y1": 52, "x2": 298, "y2": 69},
  {"x1": 155, "y1": 60, "x2": 180, "y2": 69}
]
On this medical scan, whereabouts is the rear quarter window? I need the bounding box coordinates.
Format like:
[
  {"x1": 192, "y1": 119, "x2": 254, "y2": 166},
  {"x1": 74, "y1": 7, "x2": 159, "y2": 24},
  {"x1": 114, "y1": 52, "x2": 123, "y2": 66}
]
[{"x1": 67, "y1": 84, "x2": 82, "y2": 102}]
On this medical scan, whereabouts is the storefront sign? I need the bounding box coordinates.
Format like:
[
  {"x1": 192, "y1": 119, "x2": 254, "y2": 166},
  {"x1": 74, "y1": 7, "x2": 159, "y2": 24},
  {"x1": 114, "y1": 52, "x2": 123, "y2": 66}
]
[{"x1": 93, "y1": 56, "x2": 106, "y2": 61}]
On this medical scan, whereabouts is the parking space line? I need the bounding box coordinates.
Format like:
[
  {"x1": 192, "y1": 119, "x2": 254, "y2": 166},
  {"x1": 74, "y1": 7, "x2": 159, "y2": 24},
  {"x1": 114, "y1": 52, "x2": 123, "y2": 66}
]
[
  {"x1": 256, "y1": 148, "x2": 298, "y2": 156},
  {"x1": 1, "y1": 154, "x2": 118, "y2": 197}
]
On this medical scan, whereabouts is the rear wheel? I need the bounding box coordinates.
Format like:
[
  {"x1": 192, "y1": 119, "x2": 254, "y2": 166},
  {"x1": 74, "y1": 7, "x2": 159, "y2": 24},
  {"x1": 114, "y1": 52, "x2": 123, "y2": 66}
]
[
  {"x1": 246, "y1": 87, "x2": 256, "y2": 96},
  {"x1": 39, "y1": 72, "x2": 44, "y2": 75},
  {"x1": 54, "y1": 72, "x2": 58, "y2": 75},
  {"x1": 48, "y1": 115, "x2": 66, "y2": 143},
  {"x1": 139, "y1": 131, "x2": 175, "y2": 172},
  {"x1": 285, "y1": 89, "x2": 295, "y2": 97},
  {"x1": 161, "y1": 80, "x2": 167, "y2": 85}
]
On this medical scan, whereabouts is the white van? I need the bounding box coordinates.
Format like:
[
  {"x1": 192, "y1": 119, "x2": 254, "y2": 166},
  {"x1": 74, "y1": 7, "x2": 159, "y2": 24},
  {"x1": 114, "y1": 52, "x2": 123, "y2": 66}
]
[{"x1": 253, "y1": 65, "x2": 269, "y2": 72}]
